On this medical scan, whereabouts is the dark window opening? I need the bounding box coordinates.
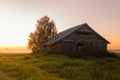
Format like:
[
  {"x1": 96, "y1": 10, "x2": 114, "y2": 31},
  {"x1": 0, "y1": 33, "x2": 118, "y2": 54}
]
[
  {"x1": 77, "y1": 42, "x2": 84, "y2": 46},
  {"x1": 76, "y1": 42, "x2": 84, "y2": 52},
  {"x1": 76, "y1": 31, "x2": 90, "y2": 35}
]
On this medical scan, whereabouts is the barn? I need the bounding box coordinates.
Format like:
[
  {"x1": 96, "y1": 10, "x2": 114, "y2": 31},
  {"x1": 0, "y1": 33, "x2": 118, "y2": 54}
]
[{"x1": 44, "y1": 23, "x2": 110, "y2": 53}]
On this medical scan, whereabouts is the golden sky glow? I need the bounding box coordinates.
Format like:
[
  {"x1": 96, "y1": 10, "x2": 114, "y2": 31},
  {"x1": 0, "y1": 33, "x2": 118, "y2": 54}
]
[{"x1": 0, "y1": 0, "x2": 120, "y2": 49}]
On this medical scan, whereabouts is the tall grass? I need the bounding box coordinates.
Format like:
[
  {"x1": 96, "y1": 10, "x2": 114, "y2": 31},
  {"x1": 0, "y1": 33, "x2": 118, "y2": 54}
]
[
  {"x1": 32, "y1": 53, "x2": 120, "y2": 80},
  {"x1": 0, "y1": 54, "x2": 65, "y2": 80},
  {"x1": 0, "y1": 53, "x2": 119, "y2": 80}
]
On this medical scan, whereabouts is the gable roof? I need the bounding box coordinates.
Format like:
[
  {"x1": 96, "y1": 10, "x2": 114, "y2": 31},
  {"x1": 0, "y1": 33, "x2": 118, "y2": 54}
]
[{"x1": 44, "y1": 23, "x2": 110, "y2": 45}]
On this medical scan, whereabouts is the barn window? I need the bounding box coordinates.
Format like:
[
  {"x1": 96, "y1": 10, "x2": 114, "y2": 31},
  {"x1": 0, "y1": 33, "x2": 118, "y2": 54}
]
[
  {"x1": 76, "y1": 31, "x2": 90, "y2": 35},
  {"x1": 76, "y1": 42, "x2": 84, "y2": 52},
  {"x1": 77, "y1": 42, "x2": 84, "y2": 46}
]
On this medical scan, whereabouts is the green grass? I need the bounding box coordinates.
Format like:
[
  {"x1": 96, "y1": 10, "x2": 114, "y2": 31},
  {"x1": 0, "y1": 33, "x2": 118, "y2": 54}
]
[{"x1": 0, "y1": 53, "x2": 120, "y2": 80}]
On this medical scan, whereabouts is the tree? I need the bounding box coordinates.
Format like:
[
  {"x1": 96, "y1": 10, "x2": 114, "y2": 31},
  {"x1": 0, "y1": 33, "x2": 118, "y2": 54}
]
[{"x1": 28, "y1": 16, "x2": 57, "y2": 51}]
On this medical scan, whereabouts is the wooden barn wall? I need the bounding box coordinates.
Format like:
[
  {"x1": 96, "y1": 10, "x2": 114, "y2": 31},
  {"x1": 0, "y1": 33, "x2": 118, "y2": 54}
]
[
  {"x1": 61, "y1": 26, "x2": 108, "y2": 52},
  {"x1": 45, "y1": 43, "x2": 61, "y2": 54},
  {"x1": 60, "y1": 41, "x2": 76, "y2": 53}
]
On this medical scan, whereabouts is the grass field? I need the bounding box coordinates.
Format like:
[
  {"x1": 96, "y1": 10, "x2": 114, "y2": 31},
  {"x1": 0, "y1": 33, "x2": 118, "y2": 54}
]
[{"x1": 0, "y1": 53, "x2": 120, "y2": 80}]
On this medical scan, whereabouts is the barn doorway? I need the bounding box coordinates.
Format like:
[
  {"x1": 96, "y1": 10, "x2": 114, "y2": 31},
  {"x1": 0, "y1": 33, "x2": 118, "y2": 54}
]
[{"x1": 76, "y1": 42, "x2": 84, "y2": 52}]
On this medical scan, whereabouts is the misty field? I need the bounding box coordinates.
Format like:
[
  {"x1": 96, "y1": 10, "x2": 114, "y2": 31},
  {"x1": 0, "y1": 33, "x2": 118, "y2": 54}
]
[{"x1": 0, "y1": 53, "x2": 120, "y2": 80}]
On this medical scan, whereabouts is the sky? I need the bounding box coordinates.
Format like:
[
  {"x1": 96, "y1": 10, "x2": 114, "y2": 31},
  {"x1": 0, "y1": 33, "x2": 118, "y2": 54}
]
[{"x1": 0, "y1": 0, "x2": 120, "y2": 49}]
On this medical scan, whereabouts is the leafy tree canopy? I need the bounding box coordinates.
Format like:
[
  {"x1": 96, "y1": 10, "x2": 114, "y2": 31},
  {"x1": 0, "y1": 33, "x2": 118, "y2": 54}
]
[{"x1": 28, "y1": 16, "x2": 57, "y2": 50}]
